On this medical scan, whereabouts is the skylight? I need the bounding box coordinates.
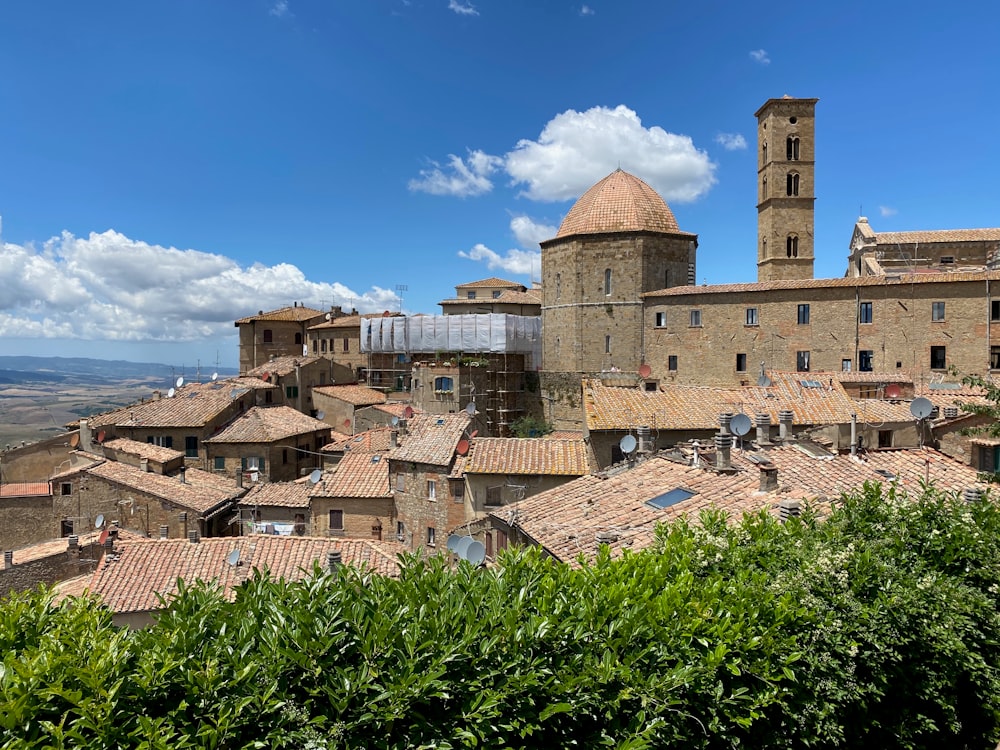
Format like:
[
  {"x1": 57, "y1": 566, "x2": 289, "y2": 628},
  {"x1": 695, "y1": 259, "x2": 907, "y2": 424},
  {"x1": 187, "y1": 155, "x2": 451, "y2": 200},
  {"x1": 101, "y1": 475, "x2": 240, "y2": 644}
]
[{"x1": 646, "y1": 487, "x2": 696, "y2": 510}]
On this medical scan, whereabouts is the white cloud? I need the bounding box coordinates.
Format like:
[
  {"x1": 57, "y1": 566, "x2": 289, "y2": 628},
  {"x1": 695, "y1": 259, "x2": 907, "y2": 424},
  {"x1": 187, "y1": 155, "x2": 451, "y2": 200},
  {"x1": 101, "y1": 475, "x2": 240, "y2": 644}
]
[
  {"x1": 580, "y1": 5, "x2": 595, "y2": 15},
  {"x1": 408, "y1": 149, "x2": 502, "y2": 197},
  {"x1": 505, "y1": 105, "x2": 716, "y2": 203},
  {"x1": 448, "y1": 0, "x2": 478, "y2": 15},
  {"x1": 269, "y1": 0, "x2": 290, "y2": 17},
  {"x1": 0, "y1": 231, "x2": 398, "y2": 344},
  {"x1": 458, "y1": 244, "x2": 540, "y2": 275},
  {"x1": 879, "y1": 206, "x2": 898, "y2": 217},
  {"x1": 509, "y1": 215, "x2": 558, "y2": 248},
  {"x1": 715, "y1": 133, "x2": 747, "y2": 151},
  {"x1": 750, "y1": 49, "x2": 770, "y2": 65}
]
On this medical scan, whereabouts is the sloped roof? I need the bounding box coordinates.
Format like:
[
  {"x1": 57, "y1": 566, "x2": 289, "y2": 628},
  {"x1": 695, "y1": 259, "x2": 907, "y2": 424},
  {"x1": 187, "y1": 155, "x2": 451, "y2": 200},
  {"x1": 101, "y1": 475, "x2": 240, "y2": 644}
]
[
  {"x1": 88, "y1": 389, "x2": 236, "y2": 430},
  {"x1": 234, "y1": 305, "x2": 325, "y2": 324},
  {"x1": 239, "y1": 481, "x2": 312, "y2": 509},
  {"x1": 83, "y1": 535, "x2": 405, "y2": 613},
  {"x1": 0, "y1": 482, "x2": 50, "y2": 498},
  {"x1": 312, "y1": 451, "x2": 392, "y2": 499},
  {"x1": 584, "y1": 372, "x2": 859, "y2": 432},
  {"x1": 555, "y1": 169, "x2": 686, "y2": 239},
  {"x1": 204, "y1": 406, "x2": 330, "y2": 444},
  {"x1": 245, "y1": 355, "x2": 322, "y2": 379},
  {"x1": 309, "y1": 312, "x2": 401, "y2": 331},
  {"x1": 324, "y1": 427, "x2": 396, "y2": 454},
  {"x1": 455, "y1": 277, "x2": 526, "y2": 290},
  {"x1": 389, "y1": 413, "x2": 471, "y2": 467},
  {"x1": 102, "y1": 438, "x2": 184, "y2": 463},
  {"x1": 873, "y1": 228, "x2": 1000, "y2": 245},
  {"x1": 313, "y1": 384, "x2": 387, "y2": 406},
  {"x1": 86, "y1": 462, "x2": 244, "y2": 515},
  {"x1": 465, "y1": 438, "x2": 596, "y2": 476},
  {"x1": 492, "y1": 446, "x2": 985, "y2": 563}
]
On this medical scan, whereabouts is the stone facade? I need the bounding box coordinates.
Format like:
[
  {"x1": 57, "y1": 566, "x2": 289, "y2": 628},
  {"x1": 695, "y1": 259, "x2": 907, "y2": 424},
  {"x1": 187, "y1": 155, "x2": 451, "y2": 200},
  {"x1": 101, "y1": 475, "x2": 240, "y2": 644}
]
[
  {"x1": 0, "y1": 490, "x2": 54, "y2": 551},
  {"x1": 391, "y1": 463, "x2": 466, "y2": 552},
  {"x1": 0, "y1": 539, "x2": 103, "y2": 598},
  {"x1": 309, "y1": 495, "x2": 395, "y2": 541},
  {"x1": 756, "y1": 97, "x2": 818, "y2": 282},
  {"x1": 236, "y1": 304, "x2": 328, "y2": 373}
]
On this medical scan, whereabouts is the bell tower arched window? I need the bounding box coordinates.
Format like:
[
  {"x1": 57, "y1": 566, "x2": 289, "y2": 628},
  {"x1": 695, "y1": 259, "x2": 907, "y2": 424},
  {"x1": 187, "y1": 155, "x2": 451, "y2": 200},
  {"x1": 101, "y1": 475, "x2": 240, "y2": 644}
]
[
  {"x1": 786, "y1": 235, "x2": 799, "y2": 258},
  {"x1": 786, "y1": 136, "x2": 799, "y2": 160},
  {"x1": 762, "y1": 141, "x2": 767, "y2": 165},
  {"x1": 786, "y1": 172, "x2": 799, "y2": 196},
  {"x1": 604, "y1": 268, "x2": 612, "y2": 296}
]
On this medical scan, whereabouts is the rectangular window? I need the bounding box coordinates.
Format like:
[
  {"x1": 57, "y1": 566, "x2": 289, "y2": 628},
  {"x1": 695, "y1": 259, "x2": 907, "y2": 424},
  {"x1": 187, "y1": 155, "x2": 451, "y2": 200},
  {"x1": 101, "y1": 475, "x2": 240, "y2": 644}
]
[
  {"x1": 396, "y1": 473, "x2": 405, "y2": 492},
  {"x1": 992, "y1": 346, "x2": 1000, "y2": 370},
  {"x1": 486, "y1": 485, "x2": 502, "y2": 506},
  {"x1": 242, "y1": 456, "x2": 264, "y2": 472},
  {"x1": 930, "y1": 345, "x2": 947, "y2": 370},
  {"x1": 878, "y1": 430, "x2": 893, "y2": 448},
  {"x1": 736, "y1": 353, "x2": 747, "y2": 372},
  {"x1": 667, "y1": 355, "x2": 678, "y2": 371},
  {"x1": 859, "y1": 350, "x2": 874, "y2": 372},
  {"x1": 467, "y1": 291, "x2": 476, "y2": 299},
  {"x1": 745, "y1": 307, "x2": 758, "y2": 326},
  {"x1": 427, "y1": 527, "x2": 436, "y2": 546},
  {"x1": 214, "y1": 456, "x2": 225, "y2": 471},
  {"x1": 185, "y1": 436, "x2": 198, "y2": 458},
  {"x1": 842, "y1": 359, "x2": 852, "y2": 372},
  {"x1": 654, "y1": 311, "x2": 666, "y2": 327},
  {"x1": 427, "y1": 480, "x2": 437, "y2": 500},
  {"x1": 492, "y1": 290, "x2": 501, "y2": 299},
  {"x1": 343, "y1": 338, "x2": 349, "y2": 352},
  {"x1": 61, "y1": 482, "x2": 72, "y2": 496},
  {"x1": 285, "y1": 386, "x2": 299, "y2": 398},
  {"x1": 282, "y1": 448, "x2": 288, "y2": 465},
  {"x1": 992, "y1": 300, "x2": 1000, "y2": 321},
  {"x1": 321, "y1": 339, "x2": 327, "y2": 352},
  {"x1": 797, "y1": 304, "x2": 810, "y2": 325},
  {"x1": 453, "y1": 482, "x2": 465, "y2": 502},
  {"x1": 932, "y1": 301, "x2": 946, "y2": 321},
  {"x1": 604, "y1": 335, "x2": 611, "y2": 354},
  {"x1": 689, "y1": 310, "x2": 702, "y2": 327},
  {"x1": 396, "y1": 521, "x2": 405, "y2": 541},
  {"x1": 329, "y1": 509, "x2": 344, "y2": 530},
  {"x1": 148, "y1": 435, "x2": 173, "y2": 448},
  {"x1": 796, "y1": 351, "x2": 810, "y2": 372},
  {"x1": 859, "y1": 301, "x2": 873, "y2": 324}
]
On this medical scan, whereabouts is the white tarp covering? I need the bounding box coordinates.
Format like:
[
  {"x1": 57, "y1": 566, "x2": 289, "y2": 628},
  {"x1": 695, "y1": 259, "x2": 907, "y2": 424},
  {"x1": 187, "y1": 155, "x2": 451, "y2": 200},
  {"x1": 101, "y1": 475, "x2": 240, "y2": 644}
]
[{"x1": 362, "y1": 314, "x2": 540, "y2": 357}]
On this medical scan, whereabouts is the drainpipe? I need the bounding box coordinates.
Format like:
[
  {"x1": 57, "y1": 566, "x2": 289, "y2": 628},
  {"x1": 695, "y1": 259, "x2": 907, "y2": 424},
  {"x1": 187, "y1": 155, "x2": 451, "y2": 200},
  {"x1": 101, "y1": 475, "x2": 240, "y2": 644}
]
[{"x1": 850, "y1": 412, "x2": 858, "y2": 456}]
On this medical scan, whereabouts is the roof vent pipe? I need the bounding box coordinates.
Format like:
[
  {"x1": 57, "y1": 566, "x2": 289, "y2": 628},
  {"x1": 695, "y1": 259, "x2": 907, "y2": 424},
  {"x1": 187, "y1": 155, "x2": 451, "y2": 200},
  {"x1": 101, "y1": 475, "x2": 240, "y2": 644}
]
[
  {"x1": 714, "y1": 433, "x2": 732, "y2": 470},
  {"x1": 328, "y1": 549, "x2": 342, "y2": 574},
  {"x1": 159, "y1": 525, "x2": 169, "y2": 539},
  {"x1": 67, "y1": 535, "x2": 79, "y2": 550},
  {"x1": 778, "y1": 410, "x2": 794, "y2": 440},
  {"x1": 778, "y1": 499, "x2": 802, "y2": 522},
  {"x1": 759, "y1": 465, "x2": 779, "y2": 493},
  {"x1": 718, "y1": 413, "x2": 732, "y2": 435},
  {"x1": 390, "y1": 430, "x2": 398, "y2": 449},
  {"x1": 3, "y1": 550, "x2": 12, "y2": 569},
  {"x1": 178, "y1": 467, "x2": 186, "y2": 484},
  {"x1": 636, "y1": 425, "x2": 652, "y2": 454},
  {"x1": 850, "y1": 413, "x2": 858, "y2": 456},
  {"x1": 188, "y1": 530, "x2": 200, "y2": 544},
  {"x1": 964, "y1": 487, "x2": 983, "y2": 503}
]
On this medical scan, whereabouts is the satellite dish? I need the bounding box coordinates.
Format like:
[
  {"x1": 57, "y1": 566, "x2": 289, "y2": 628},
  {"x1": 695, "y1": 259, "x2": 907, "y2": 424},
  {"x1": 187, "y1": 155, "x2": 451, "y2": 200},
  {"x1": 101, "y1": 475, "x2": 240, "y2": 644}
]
[
  {"x1": 910, "y1": 397, "x2": 934, "y2": 419},
  {"x1": 316, "y1": 410, "x2": 325, "y2": 420},
  {"x1": 211, "y1": 372, "x2": 219, "y2": 381},
  {"x1": 619, "y1": 434, "x2": 638, "y2": 454},
  {"x1": 469, "y1": 429, "x2": 478, "y2": 439},
  {"x1": 98, "y1": 528, "x2": 109, "y2": 546},
  {"x1": 456, "y1": 439, "x2": 470, "y2": 456},
  {"x1": 453, "y1": 535, "x2": 473, "y2": 559},
  {"x1": 95, "y1": 514, "x2": 105, "y2": 529},
  {"x1": 638, "y1": 363, "x2": 652, "y2": 378},
  {"x1": 391, "y1": 416, "x2": 400, "y2": 426},
  {"x1": 885, "y1": 383, "x2": 902, "y2": 399},
  {"x1": 227, "y1": 549, "x2": 241, "y2": 567},
  {"x1": 757, "y1": 374, "x2": 773, "y2": 387},
  {"x1": 343, "y1": 418, "x2": 352, "y2": 429},
  {"x1": 308, "y1": 469, "x2": 322, "y2": 485},
  {"x1": 261, "y1": 372, "x2": 271, "y2": 382},
  {"x1": 465, "y1": 402, "x2": 477, "y2": 416},
  {"x1": 176, "y1": 376, "x2": 184, "y2": 388},
  {"x1": 69, "y1": 433, "x2": 80, "y2": 448},
  {"x1": 730, "y1": 413, "x2": 752, "y2": 436},
  {"x1": 465, "y1": 540, "x2": 486, "y2": 565},
  {"x1": 167, "y1": 387, "x2": 175, "y2": 398},
  {"x1": 96, "y1": 430, "x2": 106, "y2": 444},
  {"x1": 325, "y1": 312, "x2": 332, "y2": 321},
  {"x1": 447, "y1": 534, "x2": 463, "y2": 552},
  {"x1": 403, "y1": 406, "x2": 414, "y2": 419}
]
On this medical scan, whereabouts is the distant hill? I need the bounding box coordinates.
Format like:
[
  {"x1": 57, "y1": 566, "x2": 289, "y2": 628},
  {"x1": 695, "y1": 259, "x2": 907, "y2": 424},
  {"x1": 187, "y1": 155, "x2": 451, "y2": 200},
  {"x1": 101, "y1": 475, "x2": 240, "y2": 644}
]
[{"x1": 0, "y1": 356, "x2": 239, "y2": 386}]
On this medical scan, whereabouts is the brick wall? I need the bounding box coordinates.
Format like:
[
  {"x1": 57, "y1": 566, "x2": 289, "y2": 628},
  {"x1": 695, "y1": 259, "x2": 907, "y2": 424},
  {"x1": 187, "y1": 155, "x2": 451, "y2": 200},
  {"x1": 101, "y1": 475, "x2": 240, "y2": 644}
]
[
  {"x1": 391, "y1": 462, "x2": 466, "y2": 552},
  {"x1": 309, "y1": 496, "x2": 395, "y2": 541}
]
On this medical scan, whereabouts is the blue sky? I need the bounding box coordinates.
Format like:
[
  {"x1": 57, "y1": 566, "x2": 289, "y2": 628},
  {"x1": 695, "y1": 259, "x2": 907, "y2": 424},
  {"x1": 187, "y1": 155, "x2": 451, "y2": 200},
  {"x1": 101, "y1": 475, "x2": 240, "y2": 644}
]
[{"x1": 1, "y1": 0, "x2": 999, "y2": 370}]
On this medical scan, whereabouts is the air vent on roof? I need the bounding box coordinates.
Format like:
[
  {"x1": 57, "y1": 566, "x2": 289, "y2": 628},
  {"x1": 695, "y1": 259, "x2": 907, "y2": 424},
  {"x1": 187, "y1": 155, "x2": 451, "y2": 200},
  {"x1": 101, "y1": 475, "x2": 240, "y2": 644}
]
[
  {"x1": 874, "y1": 469, "x2": 896, "y2": 479},
  {"x1": 646, "y1": 487, "x2": 696, "y2": 510}
]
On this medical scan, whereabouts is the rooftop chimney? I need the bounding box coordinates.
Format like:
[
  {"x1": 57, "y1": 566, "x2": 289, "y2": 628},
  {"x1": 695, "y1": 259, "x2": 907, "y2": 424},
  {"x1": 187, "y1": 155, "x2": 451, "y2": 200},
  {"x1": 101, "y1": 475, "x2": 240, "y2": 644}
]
[
  {"x1": 778, "y1": 499, "x2": 802, "y2": 522},
  {"x1": 140, "y1": 457, "x2": 149, "y2": 473},
  {"x1": 759, "y1": 464, "x2": 779, "y2": 492},
  {"x1": 636, "y1": 425, "x2": 652, "y2": 454},
  {"x1": 850, "y1": 413, "x2": 858, "y2": 456},
  {"x1": 964, "y1": 487, "x2": 983, "y2": 503},
  {"x1": 68, "y1": 534, "x2": 79, "y2": 550},
  {"x1": 755, "y1": 413, "x2": 771, "y2": 445},
  {"x1": 159, "y1": 525, "x2": 169, "y2": 539},
  {"x1": 327, "y1": 549, "x2": 342, "y2": 574},
  {"x1": 4, "y1": 550, "x2": 13, "y2": 569},
  {"x1": 714, "y1": 433, "x2": 732, "y2": 471},
  {"x1": 390, "y1": 430, "x2": 399, "y2": 449},
  {"x1": 718, "y1": 413, "x2": 732, "y2": 435},
  {"x1": 188, "y1": 529, "x2": 200, "y2": 544},
  {"x1": 178, "y1": 467, "x2": 187, "y2": 484},
  {"x1": 778, "y1": 410, "x2": 794, "y2": 441}
]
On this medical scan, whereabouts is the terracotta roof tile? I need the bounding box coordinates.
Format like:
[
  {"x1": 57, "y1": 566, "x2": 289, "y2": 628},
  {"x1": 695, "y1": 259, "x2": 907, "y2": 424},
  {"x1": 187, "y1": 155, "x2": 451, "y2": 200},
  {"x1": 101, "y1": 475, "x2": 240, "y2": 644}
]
[
  {"x1": 234, "y1": 305, "x2": 325, "y2": 324},
  {"x1": 312, "y1": 451, "x2": 391, "y2": 499},
  {"x1": 465, "y1": 438, "x2": 596, "y2": 476},
  {"x1": 205, "y1": 406, "x2": 330, "y2": 444},
  {"x1": 89, "y1": 389, "x2": 236, "y2": 430},
  {"x1": 455, "y1": 277, "x2": 526, "y2": 289},
  {"x1": 239, "y1": 481, "x2": 312, "y2": 509},
  {"x1": 102, "y1": 438, "x2": 183, "y2": 463},
  {"x1": 874, "y1": 228, "x2": 1000, "y2": 245},
  {"x1": 85, "y1": 535, "x2": 404, "y2": 613},
  {"x1": 86, "y1": 462, "x2": 244, "y2": 516},
  {"x1": 389, "y1": 413, "x2": 471, "y2": 467},
  {"x1": 313, "y1": 384, "x2": 388, "y2": 406},
  {"x1": 836, "y1": 371, "x2": 914, "y2": 384},
  {"x1": 309, "y1": 312, "x2": 402, "y2": 331},
  {"x1": 245, "y1": 355, "x2": 322, "y2": 379},
  {"x1": 325, "y1": 427, "x2": 396, "y2": 454},
  {"x1": 0, "y1": 482, "x2": 50, "y2": 498},
  {"x1": 492, "y1": 446, "x2": 985, "y2": 564},
  {"x1": 555, "y1": 169, "x2": 688, "y2": 238}
]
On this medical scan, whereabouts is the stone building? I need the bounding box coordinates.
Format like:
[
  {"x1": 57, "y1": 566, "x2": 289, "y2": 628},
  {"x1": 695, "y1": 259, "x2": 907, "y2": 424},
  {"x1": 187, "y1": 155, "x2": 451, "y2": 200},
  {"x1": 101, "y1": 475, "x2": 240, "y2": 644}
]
[
  {"x1": 438, "y1": 277, "x2": 541, "y2": 316},
  {"x1": 539, "y1": 168, "x2": 698, "y2": 429},
  {"x1": 309, "y1": 451, "x2": 395, "y2": 542},
  {"x1": 235, "y1": 303, "x2": 328, "y2": 373},
  {"x1": 0, "y1": 482, "x2": 53, "y2": 551}
]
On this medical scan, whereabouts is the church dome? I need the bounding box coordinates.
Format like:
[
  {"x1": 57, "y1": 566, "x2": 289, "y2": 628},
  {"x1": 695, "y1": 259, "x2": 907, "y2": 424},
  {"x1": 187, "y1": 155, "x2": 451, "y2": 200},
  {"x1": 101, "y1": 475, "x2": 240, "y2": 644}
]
[{"x1": 555, "y1": 169, "x2": 680, "y2": 238}]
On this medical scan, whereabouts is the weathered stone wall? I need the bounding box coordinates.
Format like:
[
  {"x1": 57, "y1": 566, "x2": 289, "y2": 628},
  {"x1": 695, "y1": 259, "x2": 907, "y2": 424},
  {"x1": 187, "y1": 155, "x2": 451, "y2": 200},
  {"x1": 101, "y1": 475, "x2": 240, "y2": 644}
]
[
  {"x1": 309, "y1": 496, "x2": 395, "y2": 540},
  {"x1": 391, "y1": 462, "x2": 466, "y2": 552},
  {"x1": 0, "y1": 542, "x2": 103, "y2": 598},
  {"x1": 0, "y1": 495, "x2": 55, "y2": 550},
  {"x1": 0, "y1": 434, "x2": 76, "y2": 482}
]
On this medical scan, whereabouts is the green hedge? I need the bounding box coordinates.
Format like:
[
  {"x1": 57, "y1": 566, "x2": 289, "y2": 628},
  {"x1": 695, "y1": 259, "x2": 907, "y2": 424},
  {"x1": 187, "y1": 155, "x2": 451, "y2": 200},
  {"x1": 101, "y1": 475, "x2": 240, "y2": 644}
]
[{"x1": 2, "y1": 482, "x2": 999, "y2": 749}]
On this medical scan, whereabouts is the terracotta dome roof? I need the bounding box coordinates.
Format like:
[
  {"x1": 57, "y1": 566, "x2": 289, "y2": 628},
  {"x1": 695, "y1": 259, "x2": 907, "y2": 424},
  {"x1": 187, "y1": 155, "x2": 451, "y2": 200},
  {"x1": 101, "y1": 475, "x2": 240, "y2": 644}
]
[{"x1": 556, "y1": 169, "x2": 680, "y2": 238}]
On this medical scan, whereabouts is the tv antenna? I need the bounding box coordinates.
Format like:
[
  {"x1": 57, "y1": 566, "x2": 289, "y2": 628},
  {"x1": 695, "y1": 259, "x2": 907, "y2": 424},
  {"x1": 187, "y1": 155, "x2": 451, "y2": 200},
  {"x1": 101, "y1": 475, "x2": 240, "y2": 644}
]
[{"x1": 395, "y1": 284, "x2": 408, "y2": 313}]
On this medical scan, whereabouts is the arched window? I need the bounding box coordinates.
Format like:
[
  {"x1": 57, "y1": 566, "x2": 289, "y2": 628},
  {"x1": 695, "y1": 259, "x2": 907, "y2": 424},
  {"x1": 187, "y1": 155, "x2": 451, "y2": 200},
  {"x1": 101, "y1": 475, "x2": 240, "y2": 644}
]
[
  {"x1": 762, "y1": 239, "x2": 767, "y2": 257},
  {"x1": 786, "y1": 172, "x2": 799, "y2": 196},
  {"x1": 762, "y1": 141, "x2": 767, "y2": 164},
  {"x1": 786, "y1": 136, "x2": 799, "y2": 161},
  {"x1": 294, "y1": 332, "x2": 302, "y2": 345},
  {"x1": 786, "y1": 235, "x2": 799, "y2": 258},
  {"x1": 762, "y1": 176, "x2": 767, "y2": 199},
  {"x1": 263, "y1": 329, "x2": 273, "y2": 344},
  {"x1": 604, "y1": 268, "x2": 612, "y2": 295}
]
